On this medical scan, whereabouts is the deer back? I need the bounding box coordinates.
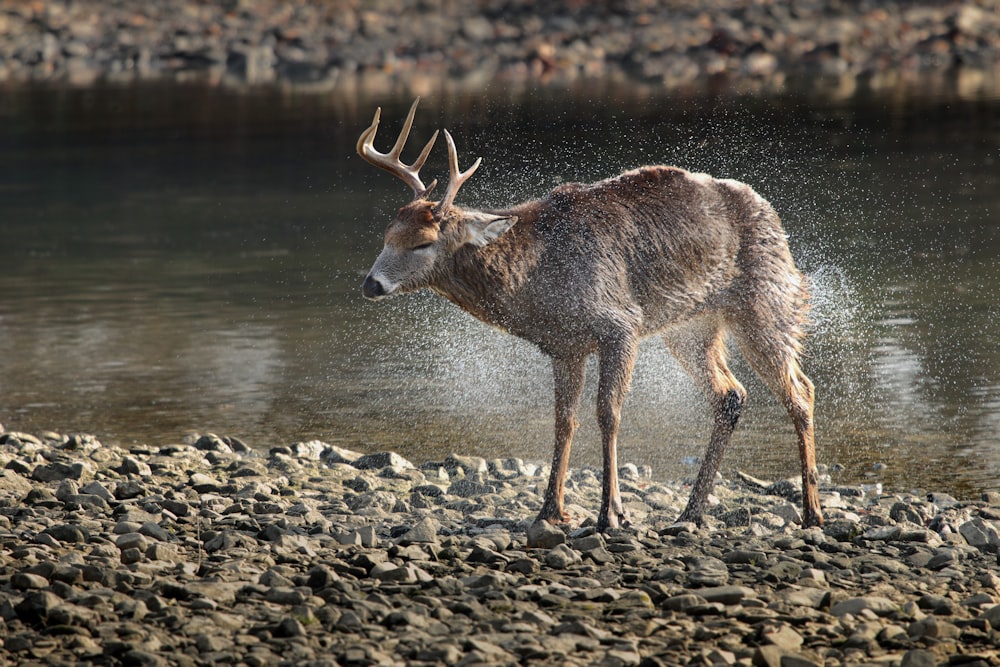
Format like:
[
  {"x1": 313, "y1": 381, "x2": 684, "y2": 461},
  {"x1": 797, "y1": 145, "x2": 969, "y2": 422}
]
[{"x1": 434, "y1": 166, "x2": 780, "y2": 351}]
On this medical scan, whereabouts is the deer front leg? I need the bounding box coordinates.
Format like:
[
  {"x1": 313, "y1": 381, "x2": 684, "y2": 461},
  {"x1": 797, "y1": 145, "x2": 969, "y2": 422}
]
[
  {"x1": 536, "y1": 354, "x2": 586, "y2": 524},
  {"x1": 596, "y1": 335, "x2": 638, "y2": 531}
]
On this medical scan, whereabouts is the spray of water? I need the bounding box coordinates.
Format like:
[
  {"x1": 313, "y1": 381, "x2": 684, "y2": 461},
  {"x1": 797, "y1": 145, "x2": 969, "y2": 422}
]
[{"x1": 341, "y1": 93, "x2": 1000, "y2": 495}]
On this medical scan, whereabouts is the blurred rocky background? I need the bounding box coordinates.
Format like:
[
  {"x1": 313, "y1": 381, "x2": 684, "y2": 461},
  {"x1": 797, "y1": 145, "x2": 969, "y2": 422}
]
[{"x1": 1, "y1": 0, "x2": 998, "y2": 96}]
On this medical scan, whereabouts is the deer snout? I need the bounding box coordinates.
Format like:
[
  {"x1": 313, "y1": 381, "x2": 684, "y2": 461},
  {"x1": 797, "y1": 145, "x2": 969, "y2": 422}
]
[{"x1": 362, "y1": 274, "x2": 387, "y2": 300}]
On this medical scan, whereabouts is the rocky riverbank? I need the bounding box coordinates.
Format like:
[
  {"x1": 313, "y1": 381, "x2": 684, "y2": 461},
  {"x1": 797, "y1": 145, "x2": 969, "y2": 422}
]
[
  {"x1": 1, "y1": 0, "x2": 998, "y2": 96},
  {"x1": 1, "y1": 429, "x2": 1000, "y2": 666}
]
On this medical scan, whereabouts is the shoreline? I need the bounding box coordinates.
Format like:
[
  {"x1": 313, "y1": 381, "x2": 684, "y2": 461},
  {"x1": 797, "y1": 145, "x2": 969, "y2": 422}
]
[
  {"x1": 1, "y1": 428, "x2": 999, "y2": 665},
  {"x1": 1, "y1": 1, "x2": 998, "y2": 99}
]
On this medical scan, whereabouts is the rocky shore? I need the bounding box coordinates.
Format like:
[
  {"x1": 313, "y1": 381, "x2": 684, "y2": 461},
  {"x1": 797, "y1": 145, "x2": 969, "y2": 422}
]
[
  {"x1": 2, "y1": 429, "x2": 1000, "y2": 666},
  {"x1": 1, "y1": 0, "x2": 998, "y2": 96}
]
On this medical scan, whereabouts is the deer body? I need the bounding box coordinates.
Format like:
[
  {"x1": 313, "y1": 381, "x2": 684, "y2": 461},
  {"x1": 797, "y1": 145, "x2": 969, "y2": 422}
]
[
  {"x1": 359, "y1": 100, "x2": 824, "y2": 533},
  {"x1": 430, "y1": 168, "x2": 753, "y2": 350}
]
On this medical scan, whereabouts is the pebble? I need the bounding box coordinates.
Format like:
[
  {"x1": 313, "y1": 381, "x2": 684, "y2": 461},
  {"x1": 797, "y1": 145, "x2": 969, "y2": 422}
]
[{"x1": 1, "y1": 428, "x2": 1000, "y2": 666}]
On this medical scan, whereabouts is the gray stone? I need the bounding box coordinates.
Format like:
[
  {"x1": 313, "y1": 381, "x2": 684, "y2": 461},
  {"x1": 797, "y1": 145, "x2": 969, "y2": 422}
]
[
  {"x1": 0, "y1": 468, "x2": 34, "y2": 495},
  {"x1": 43, "y1": 523, "x2": 90, "y2": 543},
  {"x1": 448, "y1": 478, "x2": 495, "y2": 498},
  {"x1": 370, "y1": 562, "x2": 414, "y2": 583},
  {"x1": 120, "y1": 546, "x2": 144, "y2": 564},
  {"x1": 80, "y1": 480, "x2": 115, "y2": 501},
  {"x1": 11, "y1": 572, "x2": 49, "y2": 590},
  {"x1": 830, "y1": 596, "x2": 899, "y2": 617},
  {"x1": 723, "y1": 549, "x2": 768, "y2": 564},
  {"x1": 960, "y1": 518, "x2": 1000, "y2": 550},
  {"x1": 900, "y1": 649, "x2": 938, "y2": 667},
  {"x1": 823, "y1": 518, "x2": 862, "y2": 542},
  {"x1": 115, "y1": 480, "x2": 147, "y2": 499},
  {"x1": 770, "y1": 503, "x2": 803, "y2": 525},
  {"x1": 545, "y1": 543, "x2": 583, "y2": 569},
  {"x1": 203, "y1": 530, "x2": 257, "y2": 553},
  {"x1": 687, "y1": 556, "x2": 729, "y2": 587},
  {"x1": 444, "y1": 454, "x2": 488, "y2": 476},
  {"x1": 322, "y1": 444, "x2": 363, "y2": 464},
  {"x1": 752, "y1": 645, "x2": 788, "y2": 667},
  {"x1": 661, "y1": 521, "x2": 698, "y2": 536},
  {"x1": 526, "y1": 520, "x2": 565, "y2": 548},
  {"x1": 778, "y1": 587, "x2": 830, "y2": 609},
  {"x1": 698, "y1": 585, "x2": 756, "y2": 605},
  {"x1": 582, "y1": 545, "x2": 616, "y2": 564},
  {"x1": 908, "y1": 616, "x2": 961, "y2": 640},
  {"x1": 765, "y1": 478, "x2": 802, "y2": 499},
  {"x1": 759, "y1": 624, "x2": 803, "y2": 651},
  {"x1": 193, "y1": 433, "x2": 232, "y2": 453},
  {"x1": 15, "y1": 590, "x2": 62, "y2": 622},
  {"x1": 264, "y1": 587, "x2": 307, "y2": 605},
  {"x1": 552, "y1": 619, "x2": 610, "y2": 639},
  {"x1": 927, "y1": 549, "x2": 961, "y2": 570},
  {"x1": 288, "y1": 439, "x2": 326, "y2": 459},
  {"x1": 116, "y1": 532, "x2": 150, "y2": 552},
  {"x1": 890, "y1": 501, "x2": 927, "y2": 524},
  {"x1": 354, "y1": 451, "x2": 414, "y2": 471},
  {"x1": 32, "y1": 460, "x2": 90, "y2": 482},
  {"x1": 120, "y1": 456, "x2": 152, "y2": 476},
  {"x1": 863, "y1": 525, "x2": 902, "y2": 541},
  {"x1": 62, "y1": 492, "x2": 111, "y2": 512},
  {"x1": 978, "y1": 604, "x2": 1000, "y2": 627},
  {"x1": 663, "y1": 594, "x2": 708, "y2": 611},
  {"x1": 347, "y1": 490, "x2": 399, "y2": 513},
  {"x1": 189, "y1": 472, "x2": 223, "y2": 492},
  {"x1": 138, "y1": 521, "x2": 171, "y2": 542},
  {"x1": 122, "y1": 650, "x2": 169, "y2": 667},
  {"x1": 397, "y1": 516, "x2": 439, "y2": 544}
]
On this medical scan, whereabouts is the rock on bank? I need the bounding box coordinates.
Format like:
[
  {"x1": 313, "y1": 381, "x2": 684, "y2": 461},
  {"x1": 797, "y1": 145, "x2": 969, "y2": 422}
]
[{"x1": 1, "y1": 429, "x2": 1000, "y2": 666}]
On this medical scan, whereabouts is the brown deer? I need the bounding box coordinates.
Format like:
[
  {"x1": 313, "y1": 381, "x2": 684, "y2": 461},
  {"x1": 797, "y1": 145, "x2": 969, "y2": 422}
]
[{"x1": 357, "y1": 98, "x2": 824, "y2": 533}]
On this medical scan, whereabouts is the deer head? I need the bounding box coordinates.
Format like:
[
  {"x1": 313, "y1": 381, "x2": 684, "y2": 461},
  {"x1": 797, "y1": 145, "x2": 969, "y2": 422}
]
[{"x1": 357, "y1": 98, "x2": 516, "y2": 300}]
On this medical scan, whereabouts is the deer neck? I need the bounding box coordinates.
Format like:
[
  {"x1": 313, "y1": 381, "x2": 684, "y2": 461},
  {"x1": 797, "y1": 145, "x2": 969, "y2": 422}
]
[{"x1": 429, "y1": 222, "x2": 537, "y2": 330}]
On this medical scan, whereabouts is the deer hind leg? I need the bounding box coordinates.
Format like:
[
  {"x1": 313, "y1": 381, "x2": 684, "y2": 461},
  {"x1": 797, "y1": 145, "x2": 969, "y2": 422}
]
[
  {"x1": 732, "y1": 318, "x2": 824, "y2": 528},
  {"x1": 665, "y1": 323, "x2": 747, "y2": 525},
  {"x1": 595, "y1": 333, "x2": 639, "y2": 531},
  {"x1": 536, "y1": 354, "x2": 586, "y2": 525}
]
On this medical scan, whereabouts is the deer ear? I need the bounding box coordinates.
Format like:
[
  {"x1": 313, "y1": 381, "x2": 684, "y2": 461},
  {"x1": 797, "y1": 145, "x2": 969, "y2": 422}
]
[{"x1": 464, "y1": 215, "x2": 517, "y2": 248}]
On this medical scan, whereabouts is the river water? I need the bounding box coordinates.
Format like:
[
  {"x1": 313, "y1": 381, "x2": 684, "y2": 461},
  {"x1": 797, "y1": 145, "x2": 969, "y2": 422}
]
[{"x1": 1, "y1": 82, "x2": 997, "y2": 498}]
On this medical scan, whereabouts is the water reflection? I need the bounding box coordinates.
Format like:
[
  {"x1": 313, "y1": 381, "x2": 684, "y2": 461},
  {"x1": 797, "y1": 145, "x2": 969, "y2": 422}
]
[{"x1": 0, "y1": 82, "x2": 997, "y2": 497}]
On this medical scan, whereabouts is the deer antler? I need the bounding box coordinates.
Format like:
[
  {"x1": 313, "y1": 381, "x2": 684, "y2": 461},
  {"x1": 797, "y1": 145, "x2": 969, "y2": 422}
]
[
  {"x1": 356, "y1": 97, "x2": 439, "y2": 198},
  {"x1": 434, "y1": 129, "x2": 482, "y2": 218}
]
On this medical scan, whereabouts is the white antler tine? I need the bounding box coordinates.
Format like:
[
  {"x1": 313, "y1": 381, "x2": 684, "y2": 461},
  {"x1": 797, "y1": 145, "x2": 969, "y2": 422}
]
[
  {"x1": 389, "y1": 97, "x2": 420, "y2": 159},
  {"x1": 356, "y1": 106, "x2": 381, "y2": 156},
  {"x1": 412, "y1": 129, "x2": 439, "y2": 174},
  {"x1": 435, "y1": 129, "x2": 482, "y2": 216}
]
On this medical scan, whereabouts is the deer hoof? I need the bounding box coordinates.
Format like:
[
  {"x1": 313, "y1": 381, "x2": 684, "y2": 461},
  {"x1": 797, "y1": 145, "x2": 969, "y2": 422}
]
[
  {"x1": 597, "y1": 509, "x2": 631, "y2": 532},
  {"x1": 676, "y1": 509, "x2": 705, "y2": 527},
  {"x1": 802, "y1": 508, "x2": 825, "y2": 528},
  {"x1": 535, "y1": 506, "x2": 571, "y2": 525}
]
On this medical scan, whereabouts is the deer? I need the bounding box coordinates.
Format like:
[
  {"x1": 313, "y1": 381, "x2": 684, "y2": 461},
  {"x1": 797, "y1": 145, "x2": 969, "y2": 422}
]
[{"x1": 357, "y1": 98, "x2": 824, "y2": 535}]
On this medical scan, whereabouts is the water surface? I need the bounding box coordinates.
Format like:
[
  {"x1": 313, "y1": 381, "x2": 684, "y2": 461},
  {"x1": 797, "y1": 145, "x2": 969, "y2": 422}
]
[{"x1": 1, "y1": 82, "x2": 997, "y2": 497}]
